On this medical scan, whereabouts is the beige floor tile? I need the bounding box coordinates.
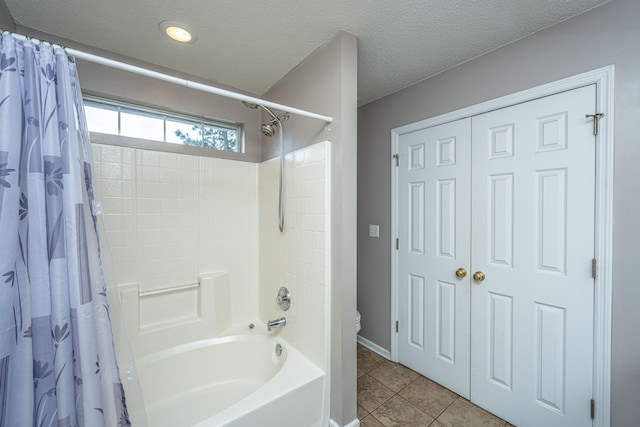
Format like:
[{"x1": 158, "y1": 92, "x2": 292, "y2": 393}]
[
  {"x1": 356, "y1": 344, "x2": 512, "y2": 427},
  {"x1": 398, "y1": 376, "x2": 457, "y2": 418},
  {"x1": 459, "y1": 398, "x2": 509, "y2": 422},
  {"x1": 437, "y1": 398, "x2": 506, "y2": 427},
  {"x1": 357, "y1": 374, "x2": 395, "y2": 412},
  {"x1": 371, "y1": 395, "x2": 434, "y2": 427},
  {"x1": 369, "y1": 359, "x2": 420, "y2": 392},
  {"x1": 357, "y1": 345, "x2": 386, "y2": 373},
  {"x1": 361, "y1": 414, "x2": 386, "y2": 427}
]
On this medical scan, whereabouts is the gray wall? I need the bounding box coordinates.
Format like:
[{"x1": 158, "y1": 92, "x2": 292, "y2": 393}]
[
  {"x1": 357, "y1": 0, "x2": 639, "y2": 425},
  {"x1": 0, "y1": 0, "x2": 15, "y2": 31},
  {"x1": 265, "y1": 31, "x2": 359, "y2": 426}
]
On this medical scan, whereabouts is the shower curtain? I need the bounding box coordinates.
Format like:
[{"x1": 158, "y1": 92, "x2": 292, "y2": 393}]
[{"x1": 0, "y1": 33, "x2": 130, "y2": 426}]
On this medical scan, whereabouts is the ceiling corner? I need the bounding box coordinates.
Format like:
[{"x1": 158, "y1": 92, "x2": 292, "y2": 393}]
[{"x1": 0, "y1": 0, "x2": 16, "y2": 32}]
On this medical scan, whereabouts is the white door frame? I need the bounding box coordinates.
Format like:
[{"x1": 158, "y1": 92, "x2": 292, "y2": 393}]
[{"x1": 391, "y1": 66, "x2": 614, "y2": 427}]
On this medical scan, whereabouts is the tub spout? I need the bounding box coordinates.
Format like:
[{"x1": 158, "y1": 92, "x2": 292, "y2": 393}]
[{"x1": 267, "y1": 317, "x2": 286, "y2": 331}]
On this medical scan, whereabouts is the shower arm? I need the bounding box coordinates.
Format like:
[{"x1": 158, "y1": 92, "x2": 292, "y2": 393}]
[
  {"x1": 244, "y1": 102, "x2": 288, "y2": 125},
  {"x1": 260, "y1": 105, "x2": 279, "y2": 123}
]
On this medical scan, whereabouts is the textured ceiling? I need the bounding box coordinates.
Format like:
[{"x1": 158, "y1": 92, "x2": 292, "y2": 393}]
[{"x1": 4, "y1": 0, "x2": 609, "y2": 106}]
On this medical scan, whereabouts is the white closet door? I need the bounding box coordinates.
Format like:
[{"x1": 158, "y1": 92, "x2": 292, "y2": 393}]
[
  {"x1": 397, "y1": 118, "x2": 472, "y2": 397},
  {"x1": 470, "y1": 85, "x2": 596, "y2": 427}
]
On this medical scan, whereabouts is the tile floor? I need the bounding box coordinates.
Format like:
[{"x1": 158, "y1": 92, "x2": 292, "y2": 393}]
[{"x1": 357, "y1": 344, "x2": 515, "y2": 427}]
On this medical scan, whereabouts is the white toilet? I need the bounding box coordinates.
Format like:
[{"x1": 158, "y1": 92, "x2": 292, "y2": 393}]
[{"x1": 356, "y1": 311, "x2": 361, "y2": 333}]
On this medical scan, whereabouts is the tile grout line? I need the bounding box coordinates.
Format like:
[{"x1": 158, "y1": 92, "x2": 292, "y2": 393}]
[
  {"x1": 434, "y1": 394, "x2": 461, "y2": 423},
  {"x1": 363, "y1": 373, "x2": 438, "y2": 426},
  {"x1": 390, "y1": 365, "x2": 455, "y2": 425}
]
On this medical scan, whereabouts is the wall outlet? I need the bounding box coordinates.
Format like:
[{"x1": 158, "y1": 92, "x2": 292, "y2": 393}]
[{"x1": 369, "y1": 224, "x2": 380, "y2": 238}]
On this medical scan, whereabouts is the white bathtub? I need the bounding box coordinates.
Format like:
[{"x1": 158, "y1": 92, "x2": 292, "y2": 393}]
[{"x1": 134, "y1": 331, "x2": 325, "y2": 427}]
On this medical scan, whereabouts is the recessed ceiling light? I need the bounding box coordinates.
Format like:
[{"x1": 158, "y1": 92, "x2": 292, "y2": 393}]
[{"x1": 159, "y1": 20, "x2": 197, "y2": 43}]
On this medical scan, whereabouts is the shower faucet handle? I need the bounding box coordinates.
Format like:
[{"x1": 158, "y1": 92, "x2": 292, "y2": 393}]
[{"x1": 277, "y1": 286, "x2": 291, "y2": 311}]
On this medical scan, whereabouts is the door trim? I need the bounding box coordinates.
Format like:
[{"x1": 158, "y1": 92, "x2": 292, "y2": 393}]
[{"x1": 390, "y1": 65, "x2": 614, "y2": 427}]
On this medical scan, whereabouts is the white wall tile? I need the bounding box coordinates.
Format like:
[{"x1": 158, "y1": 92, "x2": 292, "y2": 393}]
[
  {"x1": 93, "y1": 143, "x2": 259, "y2": 332},
  {"x1": 259, "y1": 141, "x2": 331, "y2": 370},
  {"x1": 95, "y1": 141, "x2": 329, "y2": 365}
]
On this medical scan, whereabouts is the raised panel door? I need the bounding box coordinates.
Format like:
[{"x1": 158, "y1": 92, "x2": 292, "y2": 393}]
[
  {"x1": 397, "y1": 118, "x2": 471, "y2": 397},
  {"x1": 470, "y1": 85, "x2": 596, "y2": 427}
]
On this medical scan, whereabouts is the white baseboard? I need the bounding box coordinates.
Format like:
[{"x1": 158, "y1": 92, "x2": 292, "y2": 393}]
[
  {"x1": 357, "y1": 335, "x2": 391, "y2": 360},
  {"x1": 329, "y1": 418, "x2": 360, "y2": 427}
]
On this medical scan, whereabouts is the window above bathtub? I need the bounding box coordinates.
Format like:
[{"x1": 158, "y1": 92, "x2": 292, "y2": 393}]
[{"x1": 83, "y1": 96, "x2": 244, "y2": 154}]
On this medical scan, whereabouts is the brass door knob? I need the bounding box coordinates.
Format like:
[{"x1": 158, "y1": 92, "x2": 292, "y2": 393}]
[
  {"x1": 455, "y1": 268, "x2": 467, "y2": 278},
  {"x1": 473, "y1": 271, "x2": 486, "y2": 282}
]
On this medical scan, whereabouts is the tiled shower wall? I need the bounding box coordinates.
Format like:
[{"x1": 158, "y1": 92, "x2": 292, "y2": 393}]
[
  {"x1": 93, "y1": 141, "x2": 331, "y2": 370},
  {"x1": 92, "y1": 143, "x2": 259, "y2": 325},
  {"x1": 259, "y1": 142, "x2": 331, "y2": 370}
]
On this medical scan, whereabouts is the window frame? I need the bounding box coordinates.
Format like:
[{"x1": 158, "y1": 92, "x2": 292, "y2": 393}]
[{"x1": 83, "y1": 95, "x2": 245, "y2": 158}]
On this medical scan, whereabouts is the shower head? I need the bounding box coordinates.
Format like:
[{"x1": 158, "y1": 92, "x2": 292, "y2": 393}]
[
  {"x1": 260, "y1": 121, "x2": 278, "y2": 137},
  {"x1": 260, "y1": 113, "x2": 290, "y2": 137},
  {"x1": 241, "y1": 100, "x2": 289, "y2": 137}
]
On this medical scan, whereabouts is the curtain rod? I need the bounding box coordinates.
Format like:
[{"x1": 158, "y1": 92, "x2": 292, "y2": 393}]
[{"x1": 3, "y1": 30, "x2": 334, "y2": 124}]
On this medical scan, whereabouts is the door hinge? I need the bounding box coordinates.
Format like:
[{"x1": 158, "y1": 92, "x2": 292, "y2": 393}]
[
  {"x1": 396, "y1": 238, "x2": 399, "y2": 250},
  {"x1": 590, "y1": 399, "x2": 595, "y2": 419},
  {"x1": 395, "y1": 320, "x2": 399, "y2": 333},
  {"x1": 586, "y1": 113, "x2": 604, "y2": 136},
  {"x1": 592, "y1": 258, "x2": 597, "y2": 279},
  {"x1": 393, "y1": 153, "x2": 399, "y2": 166}
]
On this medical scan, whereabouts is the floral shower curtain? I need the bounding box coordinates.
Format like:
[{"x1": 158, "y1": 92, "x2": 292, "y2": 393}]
[{"x1": 0, "y1": 33, "x2": 130, "y2": 426}]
